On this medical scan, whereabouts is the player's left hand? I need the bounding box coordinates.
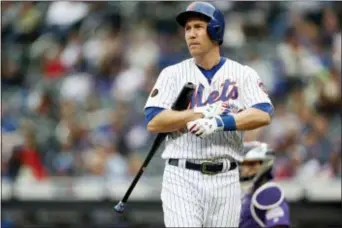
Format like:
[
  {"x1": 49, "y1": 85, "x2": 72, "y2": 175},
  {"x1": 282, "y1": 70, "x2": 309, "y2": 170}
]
[
  {"x1": 186, "y1": 116, "x2": 224, "y2": 138},
  {"x1": 193, "y1": 101, "x2": 230, "y2": 118}
]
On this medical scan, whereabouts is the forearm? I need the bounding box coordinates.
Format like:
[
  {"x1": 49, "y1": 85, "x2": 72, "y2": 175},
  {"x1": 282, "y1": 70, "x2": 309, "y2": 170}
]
[
  {"x1": 219, "y1": 108, "x2": 271, "y2": 131},
  {"x1": 147, "y1": 109, "x2": 203, "y2": 133},
  {"x1": 233, "y1": 108, "x2": 271, "y2": 130}
]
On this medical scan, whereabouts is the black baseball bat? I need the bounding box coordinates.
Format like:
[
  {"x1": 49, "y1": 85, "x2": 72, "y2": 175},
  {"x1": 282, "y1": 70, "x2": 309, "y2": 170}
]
[{"x1": 114, "y1": 82, "x2": 196, "y2": 213}]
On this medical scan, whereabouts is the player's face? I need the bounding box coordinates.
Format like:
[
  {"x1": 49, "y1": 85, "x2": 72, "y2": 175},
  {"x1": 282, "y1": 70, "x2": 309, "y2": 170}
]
[
  {"x1": 240, "y1": 160, "x2": 262, "y2": 177},
  {"x1": 184, "y1": 17, "x2": 214, "y2": 57}
]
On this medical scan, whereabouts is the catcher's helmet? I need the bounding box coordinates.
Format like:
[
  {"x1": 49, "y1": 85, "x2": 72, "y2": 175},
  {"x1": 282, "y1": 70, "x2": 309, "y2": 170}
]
[
  {"x1": 176, "y1": 1, "x2": 225, "y2": 45},
  {"x1": 240, "y1": 141, "x2": 275, "y2": 184}
]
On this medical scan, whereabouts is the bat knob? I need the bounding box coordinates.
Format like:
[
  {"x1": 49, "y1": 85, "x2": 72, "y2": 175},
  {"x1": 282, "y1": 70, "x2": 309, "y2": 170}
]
[{"x1": 114, "y1": 201, "x2": 125, "y2": 213}]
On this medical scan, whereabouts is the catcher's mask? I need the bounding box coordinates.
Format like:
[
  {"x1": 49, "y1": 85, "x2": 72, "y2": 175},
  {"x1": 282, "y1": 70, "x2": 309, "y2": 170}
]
[{"x1": 239, "y1": 141, "x2": 275, "y2": 185}]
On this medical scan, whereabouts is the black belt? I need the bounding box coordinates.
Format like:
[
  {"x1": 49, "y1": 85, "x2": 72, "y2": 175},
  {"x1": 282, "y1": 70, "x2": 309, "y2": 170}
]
[{"x1": 168, "y1": 159, "x2": 237, "y2": 175}]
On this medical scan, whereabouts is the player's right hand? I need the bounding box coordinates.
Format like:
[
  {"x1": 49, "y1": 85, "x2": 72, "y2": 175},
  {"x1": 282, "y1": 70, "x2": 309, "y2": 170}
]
[
  {"x1": 186, "y1": 116, "x2": 224, "y2": 138},
  {"x1": 193, "y1": 101, "x2": 229, "y2": 118}
]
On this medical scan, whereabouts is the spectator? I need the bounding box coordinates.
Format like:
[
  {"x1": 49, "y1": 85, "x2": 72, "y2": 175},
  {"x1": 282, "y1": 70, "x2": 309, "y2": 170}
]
[
  {"x1": 81, "y1": 133, "x2": 128, "y2": 179},
  {"x1": 1, "y1": 56, "x2": 25, "y2": 87},
  {"x1": 44, "y1": 1, "x2": 89, "y2": 39},
  {"x1": 11, "y1": 2, "x2": 42, "y2": 42},
  {"x1": 124, "y1": 22, "x2": 160, "y2": 70},
  {"x1": 7, "y1": 121, "x2": 47, "y2": 182},
  {"x1": 53, "y1": 136, "x2": 77, "y2": 176},
  {"x1": 40, "y1": 42, "x2": 66, "y2": 79},
  {"x1": 60, "y1": 28, "x2": 84, "y2": 72},
  {"x1": 276, "y1": 27, "x2": 323, "y2": 81}
]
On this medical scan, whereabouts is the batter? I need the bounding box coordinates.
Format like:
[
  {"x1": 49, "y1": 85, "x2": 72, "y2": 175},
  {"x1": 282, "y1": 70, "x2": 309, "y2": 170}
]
[{"x1": 144, "y1": 2, "x2": 274, "y2": 227}]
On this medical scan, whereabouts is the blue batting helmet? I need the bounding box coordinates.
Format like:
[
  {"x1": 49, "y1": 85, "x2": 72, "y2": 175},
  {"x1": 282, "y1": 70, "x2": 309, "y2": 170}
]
[{"x1": 176, "y1": 1, "x2": 225, "y2": 45}]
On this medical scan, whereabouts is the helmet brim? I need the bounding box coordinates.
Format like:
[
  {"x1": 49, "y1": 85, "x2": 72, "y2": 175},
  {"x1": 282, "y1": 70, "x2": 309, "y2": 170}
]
[{"x1": 176, "y1": 11, "x2": 211, "y2": 27}]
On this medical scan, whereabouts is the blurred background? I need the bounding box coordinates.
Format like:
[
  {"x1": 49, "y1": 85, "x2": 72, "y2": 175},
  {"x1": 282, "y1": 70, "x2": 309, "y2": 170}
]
[{"x1": 1, "y1": 1, "x2": 341, "y2": 228}]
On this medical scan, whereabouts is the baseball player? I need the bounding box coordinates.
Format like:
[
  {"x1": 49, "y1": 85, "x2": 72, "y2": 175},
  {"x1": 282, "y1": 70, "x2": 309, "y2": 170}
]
[
  {"x1": 239, "y1": 141, "x2": 290, "y2": 228},
  {"x1": 144, "y1": 2, "x2": 274, "y2": 227}
]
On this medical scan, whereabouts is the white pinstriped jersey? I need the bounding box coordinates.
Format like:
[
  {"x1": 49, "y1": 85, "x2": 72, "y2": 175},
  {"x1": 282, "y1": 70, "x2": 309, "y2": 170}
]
[{"x1": 145, "y1": 58, "x2": 272, "y2": 162}]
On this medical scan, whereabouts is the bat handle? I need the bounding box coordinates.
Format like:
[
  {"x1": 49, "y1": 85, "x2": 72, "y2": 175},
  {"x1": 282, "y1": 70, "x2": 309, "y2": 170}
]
[{"x1": 114, "y1": 201, "x2": 125, "y2": 213}]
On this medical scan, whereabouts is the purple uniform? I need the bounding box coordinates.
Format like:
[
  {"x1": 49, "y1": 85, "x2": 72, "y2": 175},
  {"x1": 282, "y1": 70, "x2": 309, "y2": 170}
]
[{"x1": 240, "y1": 182, "x2": 290, "y2": 228}]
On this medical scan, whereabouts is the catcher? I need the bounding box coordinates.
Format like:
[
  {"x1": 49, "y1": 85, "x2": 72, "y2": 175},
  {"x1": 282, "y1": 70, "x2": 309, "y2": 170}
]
[{"x1": 239, "y1": 141, "x2": 291, "y2": 228}]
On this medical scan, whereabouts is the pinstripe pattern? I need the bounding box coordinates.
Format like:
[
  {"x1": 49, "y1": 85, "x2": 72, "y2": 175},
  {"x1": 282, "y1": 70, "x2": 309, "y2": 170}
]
[
  {"x1": 162, "y1": 163, "x2": 203, "y2": 227},
  {"x1": 145, "y1": 58, "x2": 271, "y2": 162},
  {"x1": 162, "y1": 162, "x2": 241, "y2": 227},
  {"x1": 145, "y1": 57, "x2": 271, "y2": 227}
]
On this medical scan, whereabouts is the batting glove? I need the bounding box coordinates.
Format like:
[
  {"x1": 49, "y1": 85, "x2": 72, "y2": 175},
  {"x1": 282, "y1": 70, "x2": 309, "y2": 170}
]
[
  {"x1": 193, "y1": 101, "x2": 229, "y2": 118},
  {"x1": 186, "y1": 116, "x2": 224, "y2": 138}
]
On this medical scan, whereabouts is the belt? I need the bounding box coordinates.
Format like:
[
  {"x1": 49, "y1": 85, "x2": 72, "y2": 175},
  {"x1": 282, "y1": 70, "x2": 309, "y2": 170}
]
[{"x1": 168, "y1": 159, "x2": 237, "y2": 175}]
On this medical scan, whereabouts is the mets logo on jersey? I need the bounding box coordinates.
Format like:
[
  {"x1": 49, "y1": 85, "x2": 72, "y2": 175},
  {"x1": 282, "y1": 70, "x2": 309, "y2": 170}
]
[{"x1": 189, "y1": 79, "x2": 239, "y2": 108}]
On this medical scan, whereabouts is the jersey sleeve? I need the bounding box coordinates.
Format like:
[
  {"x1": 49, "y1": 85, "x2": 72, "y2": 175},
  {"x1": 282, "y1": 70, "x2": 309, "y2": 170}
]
[
  {"x1": 144, "y1": 67, "x2": 177, "y2": 110},
  {"x1": 265, "y1": 201, "x2": 290, "y2": 228},
  {"x1": 241, "y1": 66, "x2": 273, "y2": 108}
]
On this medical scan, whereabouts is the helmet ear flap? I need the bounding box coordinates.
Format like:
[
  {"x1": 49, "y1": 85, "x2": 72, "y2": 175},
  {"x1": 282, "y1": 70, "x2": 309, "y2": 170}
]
[
  {"x1": 207, "y1": 21, "x2": 223, "y2": 44},
  {"x1": 213, "y1": 24, "x2": 222, "y2": 33}
]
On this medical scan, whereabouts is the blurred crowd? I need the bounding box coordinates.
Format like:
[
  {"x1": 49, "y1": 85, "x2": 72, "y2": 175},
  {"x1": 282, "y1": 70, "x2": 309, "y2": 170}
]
[{"x1": 1, "y1": 1, "x2": 341, "y2": 183}]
